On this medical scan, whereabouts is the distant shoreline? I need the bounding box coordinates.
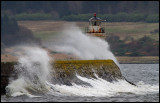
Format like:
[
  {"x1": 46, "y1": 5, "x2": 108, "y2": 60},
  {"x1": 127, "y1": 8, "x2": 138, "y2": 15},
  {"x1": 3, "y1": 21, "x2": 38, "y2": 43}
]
[
  {"x1": 119, "y1": 63, "x2": 159, "y2": 64},
  {"x1": 1, "y1": 53, "x2": 159, "y2": 64},
  {"x1": 1, "y1": 47, "x2": 159, "y2": 64},
  {"x1": 116, "y1": 56, "x2": 159, "y2": 64}
]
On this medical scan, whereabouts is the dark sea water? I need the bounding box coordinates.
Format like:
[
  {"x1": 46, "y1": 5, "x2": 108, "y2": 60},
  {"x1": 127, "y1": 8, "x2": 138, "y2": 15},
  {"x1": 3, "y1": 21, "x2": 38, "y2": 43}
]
[{"x1": 1, "y1": 64, "x2": 159, "y2": 102}]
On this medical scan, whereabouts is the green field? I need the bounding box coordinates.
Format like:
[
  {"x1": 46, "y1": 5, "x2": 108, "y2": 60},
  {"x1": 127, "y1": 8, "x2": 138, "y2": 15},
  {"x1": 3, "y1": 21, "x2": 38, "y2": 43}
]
[
  {"x1": 18, "y1": 21, "x2": 159, "y2": 42},
  {"x1": 33, "y1": 31, "x2": 59, "y2": 40}
]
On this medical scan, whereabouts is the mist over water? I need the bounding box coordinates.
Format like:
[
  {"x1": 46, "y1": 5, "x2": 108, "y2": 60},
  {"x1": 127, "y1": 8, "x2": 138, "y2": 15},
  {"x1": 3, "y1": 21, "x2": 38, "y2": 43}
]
[{"x1": 5, "y1": 23, "x2": 159, "y2": 98}]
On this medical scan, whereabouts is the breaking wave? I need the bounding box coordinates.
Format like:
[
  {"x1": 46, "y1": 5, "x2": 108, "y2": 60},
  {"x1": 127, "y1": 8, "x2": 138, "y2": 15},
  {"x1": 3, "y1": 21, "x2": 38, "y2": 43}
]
[{"x1": 5, "y1": 46, "x2": 159, "y2": 97}]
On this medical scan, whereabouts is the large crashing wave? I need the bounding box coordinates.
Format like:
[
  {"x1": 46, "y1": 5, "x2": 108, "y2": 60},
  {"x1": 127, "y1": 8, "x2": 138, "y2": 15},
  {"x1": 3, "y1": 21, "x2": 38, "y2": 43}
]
[{"x1": 5, "y1": 23, "x2": 159, "y2": 97}]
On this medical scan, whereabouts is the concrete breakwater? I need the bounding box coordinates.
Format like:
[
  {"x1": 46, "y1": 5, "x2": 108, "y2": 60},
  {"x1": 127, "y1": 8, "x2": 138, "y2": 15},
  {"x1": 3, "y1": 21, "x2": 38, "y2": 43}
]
[{"x1": 1, "y1": 60, "x2": 125, "y2": 94}]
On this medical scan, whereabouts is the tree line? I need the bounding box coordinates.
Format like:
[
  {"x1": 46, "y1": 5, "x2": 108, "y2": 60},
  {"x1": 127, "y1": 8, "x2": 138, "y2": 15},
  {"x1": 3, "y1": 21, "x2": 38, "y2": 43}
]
[
  {"x1": 4, "y1": 12, "x2": 158, "y2": 23},
  {"x1": 2, "y1": 1, "x2": 159, "y2": 22},
  {"x1": 106, "y1": 35, "x2": 159, "y2": 56},
  {"x1": 62, "y1": 13, "x2": 159, "y2": 22},
  {"x1": 1, "y1": 14, "x2": 41, "y2": 49}
]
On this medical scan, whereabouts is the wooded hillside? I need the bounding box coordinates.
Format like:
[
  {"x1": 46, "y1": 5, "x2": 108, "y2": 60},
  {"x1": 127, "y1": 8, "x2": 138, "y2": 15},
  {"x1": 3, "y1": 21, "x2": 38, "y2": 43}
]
[
  {"x1": 2, "y1": 1, "x2": 158, "y2": 15},
  {"x1": 1, "y1": 14, "x2": 41, "y2": 48},
  {"x1": 1, "y1": 1, "x2": 159, "y2": 22}
]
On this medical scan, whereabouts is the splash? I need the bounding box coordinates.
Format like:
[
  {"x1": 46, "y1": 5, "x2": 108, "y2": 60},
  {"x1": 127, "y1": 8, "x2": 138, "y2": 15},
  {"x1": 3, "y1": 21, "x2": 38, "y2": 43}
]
[
  {"x1": 6, "y1": 46, "x2": 53, "y2": 97},
  {"x1": 44, "y1": 23, "x2": 119, "y2": 66},
  {"x1": 49, "y1": 74, "x2": 159, "y2": 97}
]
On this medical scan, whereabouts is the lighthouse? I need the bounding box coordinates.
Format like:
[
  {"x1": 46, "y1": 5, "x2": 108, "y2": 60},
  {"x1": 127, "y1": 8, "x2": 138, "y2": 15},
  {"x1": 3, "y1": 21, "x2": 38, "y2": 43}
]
[{"x1": 85, "y1": 13, "x2": 106, "y2": 38}]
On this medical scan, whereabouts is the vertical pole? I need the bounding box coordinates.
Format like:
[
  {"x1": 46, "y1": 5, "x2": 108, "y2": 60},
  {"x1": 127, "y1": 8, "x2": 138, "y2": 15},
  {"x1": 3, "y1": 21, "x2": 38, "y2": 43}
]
[{"x1": 104, "y1": 20, "x2": 106, "y2": 34}]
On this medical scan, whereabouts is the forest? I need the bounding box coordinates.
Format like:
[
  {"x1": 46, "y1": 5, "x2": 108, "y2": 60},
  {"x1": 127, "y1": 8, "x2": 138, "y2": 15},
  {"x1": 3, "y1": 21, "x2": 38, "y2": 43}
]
[
  {"x1": 1, "y1": 1, "x2": 159, "y2": 22},
  {"x1": 1, "y1": 14, "x2": 41, "y2": 49}
]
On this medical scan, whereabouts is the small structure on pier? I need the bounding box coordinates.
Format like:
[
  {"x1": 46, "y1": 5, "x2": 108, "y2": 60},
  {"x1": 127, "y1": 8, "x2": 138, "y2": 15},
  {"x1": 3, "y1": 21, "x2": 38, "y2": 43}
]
[{"x1": 85, "y1": 13, "x2": 106, "y2": 38}]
